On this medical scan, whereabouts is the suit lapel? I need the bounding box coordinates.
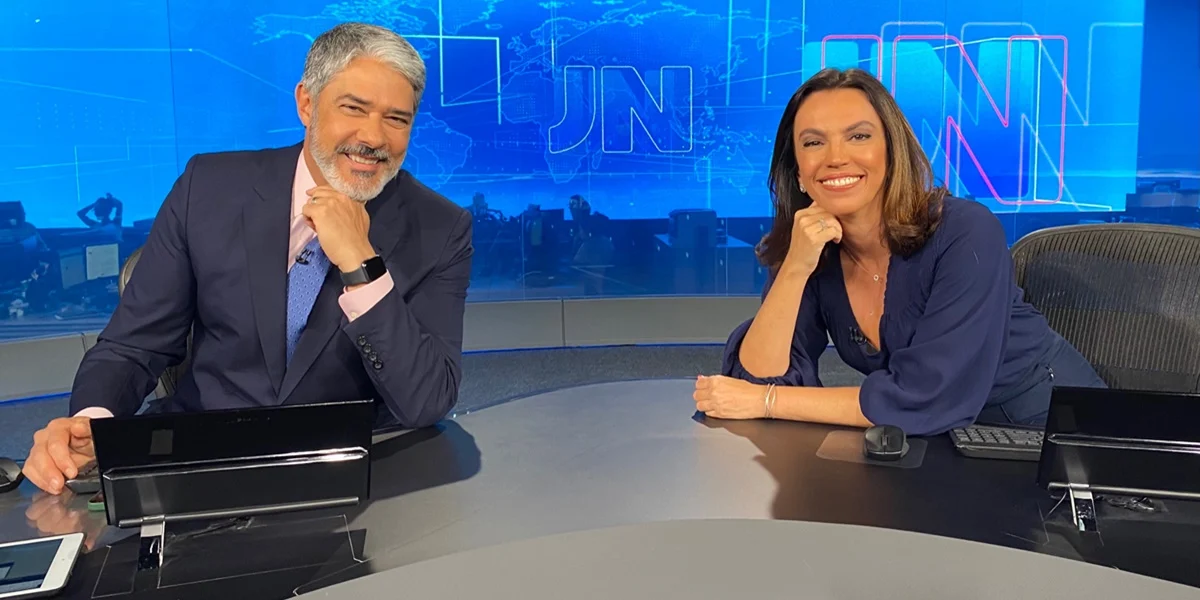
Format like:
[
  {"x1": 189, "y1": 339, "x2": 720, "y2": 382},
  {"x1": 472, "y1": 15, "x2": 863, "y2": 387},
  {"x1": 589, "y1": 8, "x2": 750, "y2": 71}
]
[
  {"x1": 366, "y1": 171, "x2": 413, "y2": 263},
  {"x1": 244, "y1": 143, "x2": 302, "y2": 398},
  {"x1": 276, "y1": 171, "x2": 413, "y2": 404}
]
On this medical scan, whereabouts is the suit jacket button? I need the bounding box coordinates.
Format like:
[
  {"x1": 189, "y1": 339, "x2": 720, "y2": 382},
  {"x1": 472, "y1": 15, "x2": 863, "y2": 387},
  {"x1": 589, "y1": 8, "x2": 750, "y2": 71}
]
[
  {"x1": 369, "y1": 352, "x2": 378, "y2": 361},
  {"x1": 363, "y1": 344, "x2": 373, "y2": 354},
  {"x1": 372, "y1": 361, "x2": 383, "y2": 370},
  {"x1": 357, "y1": 336, "x2": 367, "y2": 346}
]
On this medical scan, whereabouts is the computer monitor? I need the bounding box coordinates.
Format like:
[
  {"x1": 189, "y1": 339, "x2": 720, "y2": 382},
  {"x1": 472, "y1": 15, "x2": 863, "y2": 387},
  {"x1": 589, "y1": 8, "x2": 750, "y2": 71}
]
[
  {"x1": 1038, "y1": 386, "x2": 1200, "y2": 502},
  {"x1": 668, "y1": 208, "x2": 718, "y2": 249},
  {"x1": 58, "y1": 243, "x2": 120, "y2": 288},
  {"x1": 91, "y1": 400, "x2": 375, "y2": 528},
  {"x1": 0, "y1": 202, "x2": 24, "y2": 227}
]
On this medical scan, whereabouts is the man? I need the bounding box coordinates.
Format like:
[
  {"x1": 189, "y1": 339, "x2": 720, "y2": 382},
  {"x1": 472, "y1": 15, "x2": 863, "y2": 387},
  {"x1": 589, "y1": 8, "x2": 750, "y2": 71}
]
[{"x1": 23, "y1": 23, "x2": 473, "y2": 494}]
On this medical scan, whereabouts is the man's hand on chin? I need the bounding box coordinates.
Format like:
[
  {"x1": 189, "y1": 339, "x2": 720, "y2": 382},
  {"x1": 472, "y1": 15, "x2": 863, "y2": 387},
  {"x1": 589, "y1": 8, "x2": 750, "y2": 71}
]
[{"x1": 302, "y1": 185, "x2": 376, "y2": 273}]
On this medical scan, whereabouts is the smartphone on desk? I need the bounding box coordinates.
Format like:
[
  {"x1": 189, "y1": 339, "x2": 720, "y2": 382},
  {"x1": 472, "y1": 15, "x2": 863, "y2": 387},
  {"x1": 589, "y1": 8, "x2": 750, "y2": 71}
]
[
  {"x1": 63, "y1": 462, "x2": 99, "y2": 496},
  {"x1": 0, "y1": 533, "x2": 84, "y2": 598}
]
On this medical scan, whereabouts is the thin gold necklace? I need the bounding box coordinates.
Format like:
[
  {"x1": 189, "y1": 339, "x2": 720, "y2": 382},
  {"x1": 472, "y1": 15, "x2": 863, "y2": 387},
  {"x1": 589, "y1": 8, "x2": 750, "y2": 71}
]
[{"x1": 844, "y1": 249, "x2": 887, "y2": 317}]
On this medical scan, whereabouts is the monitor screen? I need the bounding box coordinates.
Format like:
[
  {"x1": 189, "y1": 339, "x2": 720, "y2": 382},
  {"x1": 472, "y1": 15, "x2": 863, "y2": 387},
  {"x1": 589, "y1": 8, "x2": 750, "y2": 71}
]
[{"x1": 0, "y1": 540, "x2": 60, "y2": 594}]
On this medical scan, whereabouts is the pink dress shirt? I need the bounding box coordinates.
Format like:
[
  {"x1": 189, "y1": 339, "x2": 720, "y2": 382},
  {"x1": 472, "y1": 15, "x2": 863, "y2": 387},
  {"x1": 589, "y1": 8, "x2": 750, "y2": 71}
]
[{"x1": 77, "y1": 154, "x2": 394, "y2": 419}]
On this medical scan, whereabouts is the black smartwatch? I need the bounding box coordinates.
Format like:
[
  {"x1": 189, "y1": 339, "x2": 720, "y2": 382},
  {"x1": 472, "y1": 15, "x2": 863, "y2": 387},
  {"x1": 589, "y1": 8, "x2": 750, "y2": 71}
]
[{"x1": 341, "y1": 256, "x2": 387, "y2": 286}]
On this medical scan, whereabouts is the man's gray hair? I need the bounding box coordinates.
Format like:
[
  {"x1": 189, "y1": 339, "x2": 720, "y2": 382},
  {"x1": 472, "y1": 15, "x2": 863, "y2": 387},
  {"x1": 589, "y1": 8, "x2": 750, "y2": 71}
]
[{"x1": 301, "y1": 22, "x2": 426, "y2": 110}]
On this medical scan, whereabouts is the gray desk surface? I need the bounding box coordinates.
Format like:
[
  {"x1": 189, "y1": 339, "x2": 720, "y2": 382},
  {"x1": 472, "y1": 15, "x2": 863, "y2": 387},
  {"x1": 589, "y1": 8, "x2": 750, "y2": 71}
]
[
  {"x1": 2, "y1": 380, "x2": 1199, "y2": 599},
  {"x1": 303, "y1": 519, "x2": 1200, "y2": 599}
]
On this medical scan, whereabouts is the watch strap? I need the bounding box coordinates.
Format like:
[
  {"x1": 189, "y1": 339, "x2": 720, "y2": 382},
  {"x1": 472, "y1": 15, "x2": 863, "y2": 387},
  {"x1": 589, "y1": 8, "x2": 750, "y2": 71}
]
[{"x1": 340, "y1": 256, "x2": 387, "y2": 286}]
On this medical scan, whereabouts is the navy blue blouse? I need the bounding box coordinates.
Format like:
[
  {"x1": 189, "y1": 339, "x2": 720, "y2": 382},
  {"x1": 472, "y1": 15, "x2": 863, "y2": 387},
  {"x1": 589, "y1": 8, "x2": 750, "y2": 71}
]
[{"x1": 721, "y1": 197, "x2": 1056, "y2": 436}]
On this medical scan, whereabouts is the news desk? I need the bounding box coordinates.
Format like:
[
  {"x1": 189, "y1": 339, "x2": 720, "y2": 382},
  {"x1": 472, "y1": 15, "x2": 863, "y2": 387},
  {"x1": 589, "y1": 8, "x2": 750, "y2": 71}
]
[{"x1": 2, "y1": 380, "x2": 1199, "y2": 599}]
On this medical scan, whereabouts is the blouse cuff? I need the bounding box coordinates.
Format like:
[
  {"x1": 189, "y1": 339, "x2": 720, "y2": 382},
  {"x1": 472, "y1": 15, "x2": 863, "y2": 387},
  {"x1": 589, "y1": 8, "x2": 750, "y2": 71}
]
[{"x1": 720, "y1": 318, "x2": 822, "y2": 387}]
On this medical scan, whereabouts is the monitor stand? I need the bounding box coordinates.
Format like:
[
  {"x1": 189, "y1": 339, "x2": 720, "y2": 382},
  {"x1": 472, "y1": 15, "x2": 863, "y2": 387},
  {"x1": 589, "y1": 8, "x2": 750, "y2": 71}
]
[
  {"x1": 1068, "y1": 488, "x2": 1098, "y2": 533},
  {"x1": 94, "y1": 513, "x2": 364, "y2": 597},
  {"x1": 138, "y1": 519, "x2": 166, "y2": 571}
]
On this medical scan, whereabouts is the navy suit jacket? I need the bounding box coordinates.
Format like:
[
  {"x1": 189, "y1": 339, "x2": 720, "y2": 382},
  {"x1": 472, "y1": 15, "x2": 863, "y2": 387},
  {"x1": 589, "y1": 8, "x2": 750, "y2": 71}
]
[{"x1": 69, "y1": 144, "x2": 473, "y2": 428}]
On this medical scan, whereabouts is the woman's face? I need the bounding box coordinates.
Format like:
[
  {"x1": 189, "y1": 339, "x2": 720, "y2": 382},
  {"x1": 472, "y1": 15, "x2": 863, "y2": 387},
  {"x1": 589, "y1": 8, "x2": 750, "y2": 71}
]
[{"x1": 791, "y1": 88, "x2": 888, "y2": 219}]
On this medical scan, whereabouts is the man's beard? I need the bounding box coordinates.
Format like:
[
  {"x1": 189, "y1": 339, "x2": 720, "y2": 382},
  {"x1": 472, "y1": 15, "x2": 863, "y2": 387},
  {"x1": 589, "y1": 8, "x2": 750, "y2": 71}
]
[{"x1": 307, "y1": 113, "x2": 402, "y2": 203}]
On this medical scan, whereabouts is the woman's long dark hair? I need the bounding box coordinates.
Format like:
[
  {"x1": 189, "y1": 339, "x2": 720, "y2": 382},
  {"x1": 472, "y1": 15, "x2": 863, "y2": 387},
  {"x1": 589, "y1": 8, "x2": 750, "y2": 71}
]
[{"x1": 757, "y1": 68, "x2": 945, "y2": 270}]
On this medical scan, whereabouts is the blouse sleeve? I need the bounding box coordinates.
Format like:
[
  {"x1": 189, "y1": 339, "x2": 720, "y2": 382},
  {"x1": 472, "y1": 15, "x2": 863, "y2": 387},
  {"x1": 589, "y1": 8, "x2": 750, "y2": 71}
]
[
  {"x1": 859, "y1": 212, "x2": 1013, "y2": 436},
  {"x1": 721, "y1": 273, "x2": 828, "y2": 386}
]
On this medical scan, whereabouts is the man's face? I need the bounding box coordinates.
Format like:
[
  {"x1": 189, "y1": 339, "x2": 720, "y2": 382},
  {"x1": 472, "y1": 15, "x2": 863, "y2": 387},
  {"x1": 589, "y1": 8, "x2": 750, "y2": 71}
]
[{"x1": 295, "y1": 56, "x2": 416, "y2": 202}]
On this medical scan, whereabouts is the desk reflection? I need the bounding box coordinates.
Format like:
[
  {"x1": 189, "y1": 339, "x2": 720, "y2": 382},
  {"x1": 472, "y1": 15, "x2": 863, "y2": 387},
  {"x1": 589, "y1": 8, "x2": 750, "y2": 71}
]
[{"x1": 23, "y1": 491, "x2": 108, "y2": 552}]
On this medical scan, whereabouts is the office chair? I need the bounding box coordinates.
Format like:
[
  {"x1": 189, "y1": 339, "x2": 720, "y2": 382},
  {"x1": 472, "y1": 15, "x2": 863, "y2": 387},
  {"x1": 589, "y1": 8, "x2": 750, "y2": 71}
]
[
  {"x1": 1011, "y1": 223, "x2": 1200, "y2": 393},
  {"x1": 118, "y1": 248, "x2": 192, "y2": 398}
]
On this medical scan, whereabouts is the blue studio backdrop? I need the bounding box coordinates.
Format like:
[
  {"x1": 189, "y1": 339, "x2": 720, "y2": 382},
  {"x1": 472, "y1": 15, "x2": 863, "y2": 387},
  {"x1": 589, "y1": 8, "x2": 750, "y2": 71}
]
[{"x1": 0, "y1": 0, "x2": 1196, "y2": 334}]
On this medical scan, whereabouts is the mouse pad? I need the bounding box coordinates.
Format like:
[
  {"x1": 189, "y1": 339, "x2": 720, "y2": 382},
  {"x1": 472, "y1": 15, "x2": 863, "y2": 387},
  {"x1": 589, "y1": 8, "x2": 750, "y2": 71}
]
[{"x1": 815, "y1": 430, "x2": 928, "y2": 469}]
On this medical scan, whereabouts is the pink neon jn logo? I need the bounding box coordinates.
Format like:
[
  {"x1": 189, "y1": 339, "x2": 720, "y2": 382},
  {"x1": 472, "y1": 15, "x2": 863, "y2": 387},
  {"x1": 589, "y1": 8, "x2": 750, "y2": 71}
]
[{"x1": 820, "y1": 34, "x2": 1069, "y2": 206}]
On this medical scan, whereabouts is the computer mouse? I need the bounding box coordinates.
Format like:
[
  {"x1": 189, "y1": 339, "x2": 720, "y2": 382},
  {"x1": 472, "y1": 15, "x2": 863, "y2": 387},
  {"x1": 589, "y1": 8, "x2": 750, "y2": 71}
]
[
  {"x1": 863, "y1": 425, "x2": 909, "y2": 462},
  {"x1": 0, "y1": 457, "x2": 24, "y2": 493}
]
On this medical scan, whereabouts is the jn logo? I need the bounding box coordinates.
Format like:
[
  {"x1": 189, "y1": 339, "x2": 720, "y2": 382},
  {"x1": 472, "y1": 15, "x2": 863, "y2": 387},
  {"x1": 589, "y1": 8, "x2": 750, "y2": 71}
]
[
  {"x1": 822, "y1": 34, "x2": 1069, "y2": 205},
  {"x1": 548, "y1": 65, "x2": 694, "y2": 154}
]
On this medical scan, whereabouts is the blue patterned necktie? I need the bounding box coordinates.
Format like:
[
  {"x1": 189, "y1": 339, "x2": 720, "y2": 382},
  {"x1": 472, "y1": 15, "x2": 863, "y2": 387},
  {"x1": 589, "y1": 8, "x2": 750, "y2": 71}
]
[{"x1": 286, "y1": 237, "x2": 331, "y2": 365}]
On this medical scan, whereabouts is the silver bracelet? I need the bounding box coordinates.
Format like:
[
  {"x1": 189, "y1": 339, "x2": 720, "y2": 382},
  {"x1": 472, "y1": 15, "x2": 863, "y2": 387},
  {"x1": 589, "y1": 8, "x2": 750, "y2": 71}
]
[
  {"x1": 763, "y1": 383, "x2": 776, "y2": 419},
  {"x1": 768, "y1": 384, "x2": 778, "y2": 418}
]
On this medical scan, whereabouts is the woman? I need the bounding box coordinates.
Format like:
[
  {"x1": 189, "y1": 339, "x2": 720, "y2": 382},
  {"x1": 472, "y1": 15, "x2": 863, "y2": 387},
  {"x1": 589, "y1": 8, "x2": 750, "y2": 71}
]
[
  {"x1": 73, "y1": 193, "x2": 124, "y2": 244},
  {"x1": 693, "y1": 68, "x2": 1104, "y2": 436}
]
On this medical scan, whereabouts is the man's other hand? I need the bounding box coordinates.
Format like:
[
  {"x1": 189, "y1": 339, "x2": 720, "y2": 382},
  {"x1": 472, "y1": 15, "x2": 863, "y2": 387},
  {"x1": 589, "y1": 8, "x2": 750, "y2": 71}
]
[{"x1": 23, "y1": 417, "x2": 95, "y2": 494}]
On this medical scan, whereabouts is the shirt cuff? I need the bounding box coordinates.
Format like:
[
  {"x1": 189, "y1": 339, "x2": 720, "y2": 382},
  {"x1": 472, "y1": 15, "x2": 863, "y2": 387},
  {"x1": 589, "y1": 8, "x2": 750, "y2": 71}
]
[
  {"x1": 74, "y1": 407, "x2": 114, "y2": 419},
  {"x1": 338, "y1": 272, "x2": 395, "y2": 322}
]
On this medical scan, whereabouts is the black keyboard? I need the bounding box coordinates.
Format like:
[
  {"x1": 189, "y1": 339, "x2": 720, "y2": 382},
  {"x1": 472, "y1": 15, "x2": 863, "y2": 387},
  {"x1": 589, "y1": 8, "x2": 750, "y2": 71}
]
[{"x1": 950, "y1": 425, "x2": 1044, "y2": 461}]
